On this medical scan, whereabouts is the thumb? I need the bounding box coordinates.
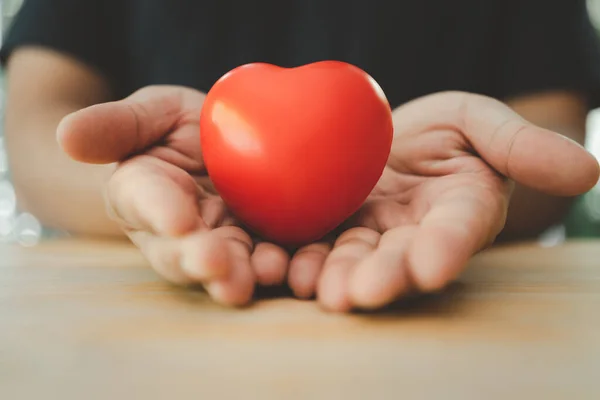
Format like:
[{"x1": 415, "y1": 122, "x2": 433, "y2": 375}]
[
  {"x1": 392, "y1": 91, "x2": 600, "y2": 196},
  {"x1": 57, "y1": 86, "x2": 187, "y2": 164}
]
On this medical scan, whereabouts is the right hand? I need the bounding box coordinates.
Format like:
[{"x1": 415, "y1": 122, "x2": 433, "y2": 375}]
[{"x1": 57, "y1": 85, "x2": 324, "y2": 306}]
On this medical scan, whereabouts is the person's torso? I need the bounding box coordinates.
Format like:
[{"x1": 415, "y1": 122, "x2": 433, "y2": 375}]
[{"x1": 111, "y1": 0, "x2": 507, "y2": 107}]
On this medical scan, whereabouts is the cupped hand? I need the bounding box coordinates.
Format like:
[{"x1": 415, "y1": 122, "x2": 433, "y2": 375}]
[
  {"x1": 288, "y1": 91, "x2": 599, "y2": 312},
  {"x1": 58, "y1": 87, "x2": 599, "y2": 312},
  {"x1": 57, "y1": 86, "x2": 292, "y2": 306}
]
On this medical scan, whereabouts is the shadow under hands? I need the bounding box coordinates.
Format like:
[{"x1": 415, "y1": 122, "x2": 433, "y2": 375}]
[
  {"x1": 252, "y1": 284, "x2": 297, "y2": 301},
  {"x1": 165, "y1": 278, "x2": 467, "y2": 316},
  {"x1": 353, "y1": 281, "x2": 468, "y2": 318},
  {"x1": 251, "y1": 280, "x2": 468, "y2": 318}
]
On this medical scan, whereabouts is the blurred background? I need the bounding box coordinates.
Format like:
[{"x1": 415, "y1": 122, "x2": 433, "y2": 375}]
[{"x1": 1, "y1": 0, "x2": 600, "y2": 245}]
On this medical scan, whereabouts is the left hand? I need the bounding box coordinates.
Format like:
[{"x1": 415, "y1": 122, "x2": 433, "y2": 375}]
[{"x1": 286, "y1": 91, "x2": 599, "y2": 312}]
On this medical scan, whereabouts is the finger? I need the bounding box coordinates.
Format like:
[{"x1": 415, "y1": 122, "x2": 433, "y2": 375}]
[
  {"x1": 131, "y1": 228, "x2": 254, "y2": 306},
  {"x1": 407, "y1": 185, "x2": 506, "y2": 292},
  {"x1": 390, "y1": 92, "x2": 599, "y2": 196},
  {"x1": 129, "y1": 230, "x2": 230, "y2": 286},
  {"x1": 129, "y1": 230, "x2": 194, "y2": 286},
  {"x1": 317, "y1": 228, "x2": 380, "y2": 312},
  {"x1": 180, "y1": 231, "x2": 232, "y2": 281},
  {"x1": 347, "y1": 226, "x2": 417, "y2": 309},
  {"x1": 107, "y1": 156, "x2": 202, "y2": 236},
  {"x1": 288, "y1": 243, "x2": 331, "y2": 299},
  {"x1": 57, "y1": 86, "x2": 198, "y2": 163},
  {"x1": 251, "y1": 242, "x2": 290, "y2": 286},
  {"x1": 206, "y1": 227, "x2": 256, "y2": 306}
]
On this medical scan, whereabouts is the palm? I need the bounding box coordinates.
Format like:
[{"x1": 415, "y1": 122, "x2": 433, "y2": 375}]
[
  {"x1": 313, "y1": 127, "x2": 510, "y2": 312},
  {"x1": 354, "y1": 131, "x2": 509, "y2": 237},
  {"x1": 108, "y1": 88, "x2": 244, "y2": 241},
  {"x1": 135, "y1": 91, "x2": 237, "y2": 229}
]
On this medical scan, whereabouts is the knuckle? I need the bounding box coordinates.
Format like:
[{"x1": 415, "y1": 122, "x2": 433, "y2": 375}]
[{"x1": 217, "y1": 226, "x2": 254, "y2": 252}]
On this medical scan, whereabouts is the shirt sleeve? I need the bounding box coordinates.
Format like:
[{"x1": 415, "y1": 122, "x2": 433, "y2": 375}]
[
  {"x1": 492, "y1": 0, "x2": 600, "y2": 109},
  {"x1": 0, "y1": 0, "x2": 126, "y2": 89}
]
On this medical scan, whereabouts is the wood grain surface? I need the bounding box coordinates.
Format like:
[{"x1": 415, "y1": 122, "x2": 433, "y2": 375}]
[{"x1": 1, "y1": 238, "x2": 599, "y2": 399}]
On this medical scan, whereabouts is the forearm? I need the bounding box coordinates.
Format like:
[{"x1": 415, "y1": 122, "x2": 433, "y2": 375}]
[
  {"x1": 5, "y1": 105, "x2": 124, "y2": 238},
  {"x1": 497, "y1": 185, "x2": 573, "y2": 242},
  {"x1": 3, "y1": 47, "x2": 128, "y2": 238}
]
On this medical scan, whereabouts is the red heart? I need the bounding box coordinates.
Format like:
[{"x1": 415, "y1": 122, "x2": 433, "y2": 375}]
[{"x1": 200, "y1": 61, "x2": 393, "y2": 246}]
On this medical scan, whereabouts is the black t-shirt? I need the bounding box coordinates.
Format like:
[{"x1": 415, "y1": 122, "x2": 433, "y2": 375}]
[{"x1": 2, "y1": 0, "x2": 600, "y2": 110}]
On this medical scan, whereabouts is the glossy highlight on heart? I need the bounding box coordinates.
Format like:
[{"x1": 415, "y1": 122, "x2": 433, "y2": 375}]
[{"x1": 200, "y1": 61, "x2": 393, "y2": 245}]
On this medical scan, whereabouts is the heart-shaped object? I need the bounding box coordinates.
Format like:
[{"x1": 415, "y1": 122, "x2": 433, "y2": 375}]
[{"x1": 200, "y1": 61, "x2": 393, "y2": 246}]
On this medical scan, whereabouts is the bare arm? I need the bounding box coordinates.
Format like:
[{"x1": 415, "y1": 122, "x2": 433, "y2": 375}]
[
  {"x1": 4, "y1": 47, "x2": 124, "y2": 237},
  {"x1": 500, "y1": 90, "x2": 590, "y2": 241}
]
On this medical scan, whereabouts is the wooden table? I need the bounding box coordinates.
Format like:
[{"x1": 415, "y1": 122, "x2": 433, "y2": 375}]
[{"x1": 1, "y1": 238, "x2": 599, "y2": 399}]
